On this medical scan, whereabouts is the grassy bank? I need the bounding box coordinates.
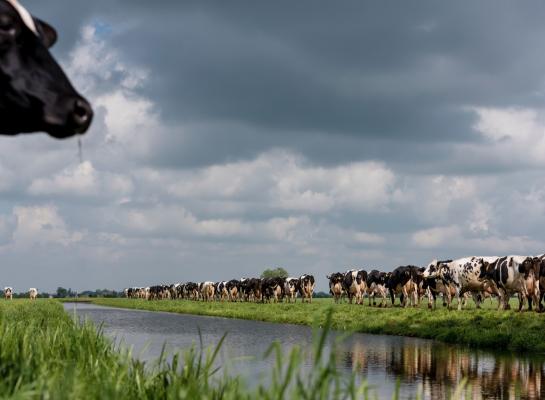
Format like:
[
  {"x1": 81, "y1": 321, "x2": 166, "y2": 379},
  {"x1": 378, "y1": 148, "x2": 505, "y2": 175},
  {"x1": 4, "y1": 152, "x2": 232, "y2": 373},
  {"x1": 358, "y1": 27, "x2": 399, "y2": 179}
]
[
  {"x1": 0, "y1": 299, "x2": 453, "y2": 399},
  {"x1": 89, "y1": 298, "x2": 545, "y2": 353}
]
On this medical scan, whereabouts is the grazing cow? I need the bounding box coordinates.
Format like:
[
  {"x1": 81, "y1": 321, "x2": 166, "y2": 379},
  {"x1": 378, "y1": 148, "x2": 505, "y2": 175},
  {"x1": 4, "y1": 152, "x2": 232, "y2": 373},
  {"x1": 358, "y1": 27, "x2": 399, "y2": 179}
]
[
  {"x1": 0, "y1": 0, "x2": 93, "y2": 137},
  {"x1": 342, "y1": 269, "x2": 368, "y2": 304},
  {"x1": 4, "y1": 287, "x2": 12, "y2": 300},
  {"x1": 326, "y1": 273, "x2": 344, "y2": 303},
  {"x1": 29, "y1": 288, "x2": 37, "y2": 300},
  {"x1": 366, "y1": 270, "x2": 388, "y2": 307},
  {"x1": 387, "y1": 266, "x2": 420, "y2": 307},
  {"x1": 284, "y1": 277, "x2": 300, "y2": 303},
  {"x1": 298, "y1": 274, "x2": 315, "y2": 303},
  {"x1": 481, "y1": 256, "x2": 540, "y2": 311}
]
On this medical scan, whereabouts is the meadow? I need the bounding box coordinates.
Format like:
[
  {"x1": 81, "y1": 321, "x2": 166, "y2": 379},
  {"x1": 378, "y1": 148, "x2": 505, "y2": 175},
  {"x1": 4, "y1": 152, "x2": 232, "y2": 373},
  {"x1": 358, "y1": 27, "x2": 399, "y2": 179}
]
[
  {"x1": 89, "y1": 297, "x2": 545, "y2": 353},
  {"x1": 0, "y1": 299, "x2": 471, "y2": 399}
]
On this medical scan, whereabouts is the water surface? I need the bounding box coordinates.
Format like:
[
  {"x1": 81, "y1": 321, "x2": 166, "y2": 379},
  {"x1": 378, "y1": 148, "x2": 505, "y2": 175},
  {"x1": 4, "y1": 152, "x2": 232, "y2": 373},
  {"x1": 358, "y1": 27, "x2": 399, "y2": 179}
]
[{"x1": 64, "y1": 302, "x2": 545, "y2": 399}]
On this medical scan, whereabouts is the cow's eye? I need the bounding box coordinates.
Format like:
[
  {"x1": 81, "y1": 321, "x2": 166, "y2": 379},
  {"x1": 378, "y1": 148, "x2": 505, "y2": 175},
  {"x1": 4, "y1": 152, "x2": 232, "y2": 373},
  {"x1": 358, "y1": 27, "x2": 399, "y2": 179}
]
[{"x1": 0, "y1": 15, "x2": 16, "y2": 37}]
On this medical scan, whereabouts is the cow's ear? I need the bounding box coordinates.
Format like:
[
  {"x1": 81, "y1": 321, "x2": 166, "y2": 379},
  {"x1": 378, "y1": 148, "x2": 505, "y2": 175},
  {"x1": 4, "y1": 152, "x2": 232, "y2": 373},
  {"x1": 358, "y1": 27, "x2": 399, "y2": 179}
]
[{"x1": 34, "y1": 18, "x2": 57, "y2": 48}]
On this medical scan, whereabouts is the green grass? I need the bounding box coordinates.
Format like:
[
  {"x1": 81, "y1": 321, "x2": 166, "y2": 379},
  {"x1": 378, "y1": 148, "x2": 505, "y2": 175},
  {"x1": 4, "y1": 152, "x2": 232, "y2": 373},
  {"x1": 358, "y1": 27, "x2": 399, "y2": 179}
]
[
  {"x1": 88, "y1": 297, "x2": 545, "y2": 353},
  {"x1": 0, "y1": 299, "x2": 467, "y2": 399}
]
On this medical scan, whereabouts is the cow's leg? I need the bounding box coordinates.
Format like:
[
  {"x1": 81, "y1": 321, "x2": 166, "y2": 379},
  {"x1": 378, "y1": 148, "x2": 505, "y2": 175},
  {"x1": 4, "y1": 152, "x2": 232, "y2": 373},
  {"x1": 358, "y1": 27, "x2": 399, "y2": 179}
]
[
  {"x1": 389, "y1": 289, "x2": 395, "y2": 307},
  {"x1": 472, "y1": 292, "x2": 481, "y2": 309},
  {"x1": 456, "y1": 289, "x2": 462, "y2": 311}
]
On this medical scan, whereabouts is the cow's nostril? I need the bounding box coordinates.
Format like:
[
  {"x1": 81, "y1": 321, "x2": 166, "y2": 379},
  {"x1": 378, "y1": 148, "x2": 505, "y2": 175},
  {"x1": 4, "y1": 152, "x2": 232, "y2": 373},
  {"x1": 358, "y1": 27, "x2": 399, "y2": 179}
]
[{"x1": 71, "y1": 97, "x2": 93, "y2": 133}]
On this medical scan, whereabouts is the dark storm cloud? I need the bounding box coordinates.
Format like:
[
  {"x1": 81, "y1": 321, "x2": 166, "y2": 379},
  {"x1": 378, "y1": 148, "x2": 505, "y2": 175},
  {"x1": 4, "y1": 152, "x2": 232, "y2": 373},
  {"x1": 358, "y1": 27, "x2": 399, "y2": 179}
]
[{"x1": 24, "y1": 0, "x2": 545, "y2": 169}]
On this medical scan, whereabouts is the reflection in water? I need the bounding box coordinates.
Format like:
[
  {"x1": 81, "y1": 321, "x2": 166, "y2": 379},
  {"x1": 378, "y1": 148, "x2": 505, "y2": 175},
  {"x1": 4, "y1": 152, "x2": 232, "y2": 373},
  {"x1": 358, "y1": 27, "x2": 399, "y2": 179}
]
[
  {"x1": 65, "y1": 303, "x2": 545, "y2": 399},
  {"x1": 341, "y1": 337, "x2": 544, "y2": 399}
]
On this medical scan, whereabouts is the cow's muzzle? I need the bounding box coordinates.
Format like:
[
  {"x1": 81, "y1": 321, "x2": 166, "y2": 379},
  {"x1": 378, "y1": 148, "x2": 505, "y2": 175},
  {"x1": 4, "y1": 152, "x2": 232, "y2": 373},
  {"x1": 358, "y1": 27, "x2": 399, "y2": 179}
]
[{"x1": 44, "y1": 95, "x2": 93, "y2": 138}]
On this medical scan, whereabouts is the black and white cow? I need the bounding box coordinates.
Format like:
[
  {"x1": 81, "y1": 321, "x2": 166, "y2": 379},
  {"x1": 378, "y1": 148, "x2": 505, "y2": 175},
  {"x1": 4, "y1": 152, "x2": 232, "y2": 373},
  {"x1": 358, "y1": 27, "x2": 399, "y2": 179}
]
[
  {"x1": 262, "y1": 277, "x2": 284, "y2": 303},
  {"x1": 225, "y1": 279, "x2": 240, "y2": 302},
  {"x1": 284, "y1": 277, "x2": 300, "y2": 303},
  {"x1": 0, "y1": 0, "x2": 93, "y2": 137},
  {"x1": 366, "y1": 270, "x2": 388, "y2": 307},
  {"x1": 342, "y1": 269, "x2": 367, "y2": 305},
  {"x1": 326, "y1": 272, "x2": 344, "y2": 303},
  {"x1": 298, "y1": 274, "x2": 315, "y2": 303},
  {"x1": 386, "y1": 266, "x2": 420, "y2": 307},
  {"x1": 425, "y1": 257, "x2": 498, "y2": 310},
  {"x1": 184, "y1": 282, "x2": 199, "y2": 300},
  {"x1": 242, "y1": 278, "x2": 262, "y2": 302},
  {"x1": 4, "y1": 286, "x2": 12, "y2": 300},
  {"x1": 214, "y1": 282, "x2": 229, "y2": 302},
  {"x1": 480, "y1": 256, "x2": 540, "y2": 311}
]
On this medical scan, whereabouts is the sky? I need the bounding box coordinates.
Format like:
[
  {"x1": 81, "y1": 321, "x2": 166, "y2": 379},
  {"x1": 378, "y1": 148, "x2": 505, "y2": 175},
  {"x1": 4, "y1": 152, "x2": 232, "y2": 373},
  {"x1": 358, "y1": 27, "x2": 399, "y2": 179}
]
[{"x1": 2, "y1": 1, "x2": 545, "y2": 292}]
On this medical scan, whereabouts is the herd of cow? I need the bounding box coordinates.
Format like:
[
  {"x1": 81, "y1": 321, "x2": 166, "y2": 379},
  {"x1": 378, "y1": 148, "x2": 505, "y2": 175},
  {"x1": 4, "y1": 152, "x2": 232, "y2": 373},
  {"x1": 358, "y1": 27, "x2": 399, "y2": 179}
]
[
  {"x1": 330, "y1": 254, "x2": 545, "y2": 311},
  {"x1": 126, "y1": 254, "x2": 545, "y2": 312},
  {"x1": 124, "y1": 275, "x2": 317, "y2": 303}
]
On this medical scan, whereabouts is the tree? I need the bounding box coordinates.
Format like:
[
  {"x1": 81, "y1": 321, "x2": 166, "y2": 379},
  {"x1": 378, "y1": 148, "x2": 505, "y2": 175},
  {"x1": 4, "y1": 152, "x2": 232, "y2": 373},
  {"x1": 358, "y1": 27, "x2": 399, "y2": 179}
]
[
  {"x1": 260, "y1": 267, "x2": 289, "y2": 279},
  {"x1": 56, "y1": 287, "x2": 68, "y2": 298}
]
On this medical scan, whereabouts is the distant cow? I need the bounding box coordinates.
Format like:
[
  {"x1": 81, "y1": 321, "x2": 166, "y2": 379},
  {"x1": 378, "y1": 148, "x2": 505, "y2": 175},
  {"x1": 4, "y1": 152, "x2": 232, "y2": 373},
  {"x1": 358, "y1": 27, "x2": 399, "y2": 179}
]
[
  {"x1": 343, "y1": 269, "x2": 367, "y2": 304},
  {"x1": 327, "y1": 272, "x2": 344, "y2": 303},
  {"x1": 184, "y1": 282, "x2": 199, "y2": 300},
  {"x1": 298, "y1": 274, "x2": 315, "y2": 303},
  {"x1": 242, "y1": 278, "x2": 262, "y2": 302},
  {"x1": 0, "y1": 0, "x2": 93, "y2": 137},
  {"x1": 225, "y1": 280, "x2": 240, "y2": 302},
  {"x1": 215, "y1": 281, "x2": 229, "y2": 302},
  {"x1": 200, "y1": 282, "x2": 215, "y2": 302},
  {"x1": 29, "y1": 288, "x2": 37, "y2": 300},
  {"x1": 4, "y1": 287, "x2": 12, "y2": 300},
  {"x1": 262, "y1": 277, "x2": 284, "y2": 303},
  {"x1": 387, "y1": 266, "x2": 420, "y2": 307},
  {"x1": 366, "y1": 270, "x2": 388, "y2": 307},
  {"x1": 284, "y1": 277, "x2": 300, "y2": 303}
]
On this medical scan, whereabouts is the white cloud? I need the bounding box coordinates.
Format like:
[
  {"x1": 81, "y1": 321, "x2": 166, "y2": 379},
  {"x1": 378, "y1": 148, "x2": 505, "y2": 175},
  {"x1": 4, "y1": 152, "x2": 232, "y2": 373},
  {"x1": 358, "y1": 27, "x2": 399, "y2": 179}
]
[
  {"x1": 167, "y1": 150, "x2": 398, "y2": 213},
  {"x1": 353, "y1": 231, "x2": 386, "y2": 245},
  {"x1": 12, "y1": 205, "x2": 84, "y2": 248},
  {"x1": 471, "y1": 106, "x2": 545, "y2": 165},
  {"x1": 28, "y1": 161, "x2": 133, "y2": 199},
  {"x1": 412, "y1": 225, "x2": 461, "y2": 248}
]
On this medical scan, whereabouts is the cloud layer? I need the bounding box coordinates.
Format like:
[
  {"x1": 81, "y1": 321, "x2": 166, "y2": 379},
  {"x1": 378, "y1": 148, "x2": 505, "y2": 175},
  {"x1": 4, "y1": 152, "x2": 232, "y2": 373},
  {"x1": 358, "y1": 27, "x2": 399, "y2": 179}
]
[{"x1": 1, "y1": 2, "x2": 545, "y2": 291}]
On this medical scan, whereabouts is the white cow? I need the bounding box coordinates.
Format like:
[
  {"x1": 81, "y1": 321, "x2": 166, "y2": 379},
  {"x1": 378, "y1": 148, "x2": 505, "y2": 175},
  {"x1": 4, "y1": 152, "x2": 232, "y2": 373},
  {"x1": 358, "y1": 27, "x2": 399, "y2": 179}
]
[
  {"x1": 200, "y1": 281, "x2": 215, "y2": 302},
  {"x1": 29, "y1": 288, "x2": 38, "y2": 300}
]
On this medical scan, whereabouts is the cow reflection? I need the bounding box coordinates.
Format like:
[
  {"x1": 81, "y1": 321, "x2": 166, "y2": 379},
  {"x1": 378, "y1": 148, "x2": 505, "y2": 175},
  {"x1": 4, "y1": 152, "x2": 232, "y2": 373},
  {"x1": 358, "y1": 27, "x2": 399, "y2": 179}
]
[{"x1": 340, "y1": 339, "x2": 545, "y2": 399}]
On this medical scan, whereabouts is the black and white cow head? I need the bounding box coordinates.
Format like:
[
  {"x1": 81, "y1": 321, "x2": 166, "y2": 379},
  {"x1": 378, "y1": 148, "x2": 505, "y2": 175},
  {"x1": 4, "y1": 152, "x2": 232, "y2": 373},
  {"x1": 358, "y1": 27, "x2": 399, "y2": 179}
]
[
  {"x1": 516, "y1": 256, "x2": 538, "y2": 279},
  {"x1": 0, "y1": 0, "x2": 93, "y2": 138}
]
